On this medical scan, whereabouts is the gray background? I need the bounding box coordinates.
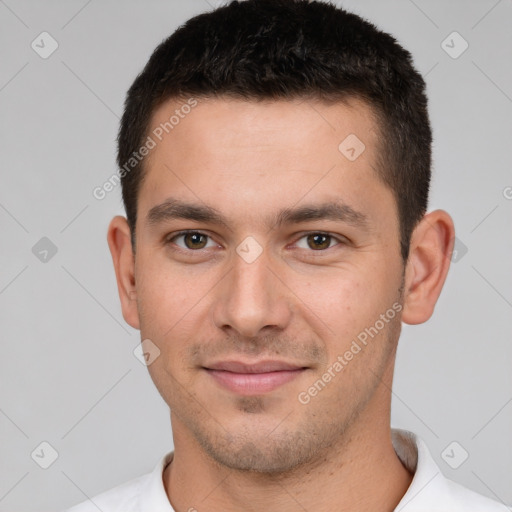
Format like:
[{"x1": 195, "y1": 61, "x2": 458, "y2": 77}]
[{"x1": 0, "y1": 0, "x2": 511, "y2": 510}]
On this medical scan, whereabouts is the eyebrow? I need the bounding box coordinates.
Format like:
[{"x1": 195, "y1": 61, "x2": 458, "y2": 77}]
[{"x1": 146, "y1": 198, "x2": 368, "y2": 231}]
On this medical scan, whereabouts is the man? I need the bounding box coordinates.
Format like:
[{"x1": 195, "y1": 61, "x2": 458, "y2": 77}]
[{"x1": 64, "y1": 0, "x2": 507, "y2": 510}]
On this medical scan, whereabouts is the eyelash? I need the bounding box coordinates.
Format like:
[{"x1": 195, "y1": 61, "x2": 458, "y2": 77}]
[{"x1": 165, "y1": 230, "x2": 347, "y2": 255}]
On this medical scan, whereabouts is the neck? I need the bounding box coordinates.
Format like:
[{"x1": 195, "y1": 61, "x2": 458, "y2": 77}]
[{"x1": 163, "y1": 409, "x2": 413, "y2": 512}]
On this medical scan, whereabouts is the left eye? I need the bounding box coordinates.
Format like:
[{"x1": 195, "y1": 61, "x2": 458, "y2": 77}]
[{"x1": 295, "y1": 233, "x2": 341, "y2": 251}]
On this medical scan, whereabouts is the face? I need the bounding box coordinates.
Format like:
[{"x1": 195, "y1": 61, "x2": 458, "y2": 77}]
[{"x1": 128, "y1": 97, "x2": 407, "y2": 473}]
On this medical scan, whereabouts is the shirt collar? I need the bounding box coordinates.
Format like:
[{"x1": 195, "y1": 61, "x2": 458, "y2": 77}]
[
  {"x1": 391, "y1": 428, "x2": 444, "y2": 510},
  {"x1": 137, "y1": 451, "x2": 175, "y2": 511}
]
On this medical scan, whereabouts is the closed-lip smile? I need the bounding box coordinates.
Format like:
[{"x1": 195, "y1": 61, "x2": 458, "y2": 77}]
[{"x1": 203, "y1": 360, "x2": 308, "y2": 395}]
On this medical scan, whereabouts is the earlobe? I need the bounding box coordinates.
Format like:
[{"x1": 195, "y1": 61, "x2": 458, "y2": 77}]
[
  {"x1": 401, "y1": 210, "x2": 455, "y2": 325},
  {"x1": 107, "y1": 216, "x2": 140, "y2": 330}
]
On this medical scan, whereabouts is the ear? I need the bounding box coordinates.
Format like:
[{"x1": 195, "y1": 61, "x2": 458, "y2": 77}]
[
  {"x1": 401, "y1": 210, "x2": 455, "y2": 325},
  {"x1": 107, "y1": 216, "x2": 140, "y2": 330}
]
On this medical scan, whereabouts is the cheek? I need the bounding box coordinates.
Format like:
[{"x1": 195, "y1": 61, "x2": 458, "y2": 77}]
[
  {"x1": 135, "y1": 256, "x2": 220, "y2": 372},
  {"x1": 293, "y1": 264, "x2": 399, "y2": 350},
  {"x1": 136, "y1": 248, "x2": 195, "y2": 305},
  {"x1": 135, "y1": 258, "x2": 195, "y2": 339},
  {"x1": 292, "y1": 273, "x2": 363, "y2": 347}
]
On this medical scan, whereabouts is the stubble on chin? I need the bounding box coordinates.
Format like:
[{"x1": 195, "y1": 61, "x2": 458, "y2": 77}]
[{"x1": 235, "y1": 396, "x2": 266, "y2": 414}]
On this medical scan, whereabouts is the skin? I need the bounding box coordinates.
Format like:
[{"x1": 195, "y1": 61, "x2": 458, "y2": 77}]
[{"x1": 108, "y1": 97, "x2": 455, "y2": 512}]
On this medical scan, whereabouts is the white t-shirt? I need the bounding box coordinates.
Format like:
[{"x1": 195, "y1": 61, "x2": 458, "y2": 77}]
[{"x1": 62, "y1": 428, "x2": 508, "y2": 511}]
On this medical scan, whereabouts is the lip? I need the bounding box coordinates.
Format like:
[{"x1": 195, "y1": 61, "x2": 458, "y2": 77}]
[
  {"x1": 203, "y1": 360, "x2": 308, "y2": 395},
  {"x1": 205, "y1": 360, "x2": 305, "y2": 373}
]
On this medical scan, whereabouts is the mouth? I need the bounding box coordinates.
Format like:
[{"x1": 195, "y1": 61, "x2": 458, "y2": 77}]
[{"x1": 202, "y1": 360, "x2": 308, "y2": 395}]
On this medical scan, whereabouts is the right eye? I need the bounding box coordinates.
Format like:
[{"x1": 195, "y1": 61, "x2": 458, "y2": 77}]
[{"x1": 165, "y1": 230, "x2": 219, "y2": 251}]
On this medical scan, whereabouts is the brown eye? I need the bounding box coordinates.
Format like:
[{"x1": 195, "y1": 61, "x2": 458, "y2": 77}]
[
  {"x1": 306, "y1": 233, "x2": 332, "y2": 250},
  {"x1": 168, "y1": 231, "x2": 215, "y2": 251},
  {"x1": 183, "y1": 232, "x2": 208, "y2": 249}
]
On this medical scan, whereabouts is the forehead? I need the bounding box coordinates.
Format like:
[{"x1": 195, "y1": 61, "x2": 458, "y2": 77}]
[
  {"x1": 138, "y1": 96, "x2": 394, "y2": 232},
  {"x1": 148, "y1": 95, "x2": 380, "y2": 157}
]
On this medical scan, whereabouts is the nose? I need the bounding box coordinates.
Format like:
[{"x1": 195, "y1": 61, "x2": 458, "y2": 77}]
[{"x1": 211, "y1": 245, "x2": 292, "y2": 339}]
